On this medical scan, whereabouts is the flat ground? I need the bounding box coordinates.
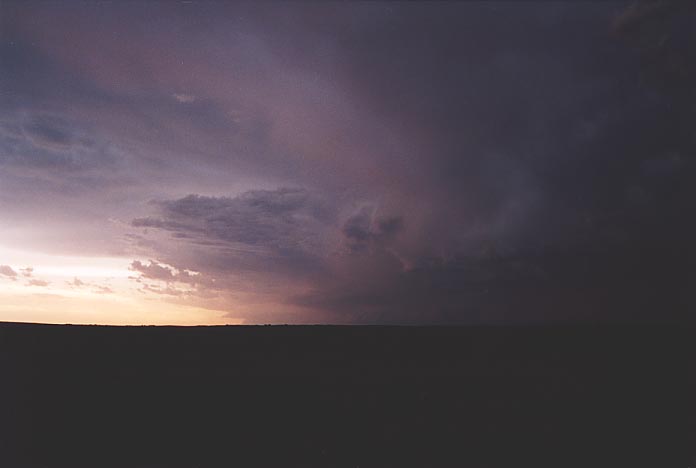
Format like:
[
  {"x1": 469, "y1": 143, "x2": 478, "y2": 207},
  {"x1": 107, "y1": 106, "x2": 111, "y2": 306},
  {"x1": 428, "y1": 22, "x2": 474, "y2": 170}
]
[{"x1": 0, "y1": 322, "x2": 692, "y2": 467}]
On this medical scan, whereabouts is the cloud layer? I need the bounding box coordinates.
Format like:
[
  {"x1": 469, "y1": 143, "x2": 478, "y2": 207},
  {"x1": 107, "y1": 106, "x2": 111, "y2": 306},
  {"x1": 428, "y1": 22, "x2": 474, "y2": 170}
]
[{"x1": 1, "y1": 1, "x2": 694, "y2": 323}]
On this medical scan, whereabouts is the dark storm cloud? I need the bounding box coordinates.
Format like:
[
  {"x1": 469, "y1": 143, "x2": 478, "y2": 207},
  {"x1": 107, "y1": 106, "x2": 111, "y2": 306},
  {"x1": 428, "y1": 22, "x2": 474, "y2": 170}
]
[
  {"x1": 295, "y1": 246, "x2": 692, "y2": 324},
  {"x1": 292, "y1": 256, "x2": 545, "y2": 324},
  {"x1": 309, "y1": 0, "x2": 692, "y2": 321},
  {"x1": 342, "y1": 207, "x2": 404, "y2": 253},
  {"x1": 133, "y1": 188, "x2": 336, "y2": 258},
  {"x1": 22, "y1": 116, "x2": 75, "y2": 149},
  {"x1": 125, "y1": 1, "x2": 692, "y2": 322},
  {"x1": 3, "y1": 1, "x2": 694, "y2": 322},
  {"x1": 0, "y1": 113, "x2": 104, "y2": 172}
]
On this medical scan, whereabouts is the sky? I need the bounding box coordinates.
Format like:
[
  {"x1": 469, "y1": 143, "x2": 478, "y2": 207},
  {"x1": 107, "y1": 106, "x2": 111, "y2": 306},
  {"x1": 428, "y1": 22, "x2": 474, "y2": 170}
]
[{"x1": 0, "y1": 1, "x2": 694, "y2": 325}]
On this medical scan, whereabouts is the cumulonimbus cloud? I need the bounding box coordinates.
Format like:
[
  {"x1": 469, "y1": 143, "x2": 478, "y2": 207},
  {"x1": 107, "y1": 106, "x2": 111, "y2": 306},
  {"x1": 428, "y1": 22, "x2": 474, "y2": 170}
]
[{"x1": 2, "y1": 2, "x2": 693, "y2": 323}]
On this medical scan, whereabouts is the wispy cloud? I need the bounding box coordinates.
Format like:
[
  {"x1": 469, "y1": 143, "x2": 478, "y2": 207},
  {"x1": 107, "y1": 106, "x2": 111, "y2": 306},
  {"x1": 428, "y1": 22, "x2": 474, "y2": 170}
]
[
  {"x1": 27, "y1": 279, "x2": 50, "y2": 287},
  {"x1": 0, "y1": 265, "x2": 18, "y2": 278}
]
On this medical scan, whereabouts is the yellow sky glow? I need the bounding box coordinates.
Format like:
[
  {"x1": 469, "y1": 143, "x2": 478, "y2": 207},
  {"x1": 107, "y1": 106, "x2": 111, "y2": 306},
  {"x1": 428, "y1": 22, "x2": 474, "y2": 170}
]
[{"x1": 0, "y1": 245, "x2": 239, "y2": 325}]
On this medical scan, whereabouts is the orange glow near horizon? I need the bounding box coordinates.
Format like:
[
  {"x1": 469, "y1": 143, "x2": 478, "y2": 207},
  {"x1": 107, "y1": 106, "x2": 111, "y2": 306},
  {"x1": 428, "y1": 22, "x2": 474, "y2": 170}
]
[{"x1": 0, "y1": 246, "x2": 241, "y2": 326}]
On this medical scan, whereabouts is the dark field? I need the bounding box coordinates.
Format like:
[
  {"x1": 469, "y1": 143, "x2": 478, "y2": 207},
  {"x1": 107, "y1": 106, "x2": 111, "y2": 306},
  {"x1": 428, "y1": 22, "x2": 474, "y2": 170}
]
[{"x1": 1, "y1": 322, "x2": 693, "y2": 467}]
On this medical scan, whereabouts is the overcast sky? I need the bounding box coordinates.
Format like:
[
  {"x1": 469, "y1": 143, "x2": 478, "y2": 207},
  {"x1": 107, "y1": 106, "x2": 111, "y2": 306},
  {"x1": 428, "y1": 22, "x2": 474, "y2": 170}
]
[{"x1": 0, "y1": 1, "x2": 693, "y2": 324}]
